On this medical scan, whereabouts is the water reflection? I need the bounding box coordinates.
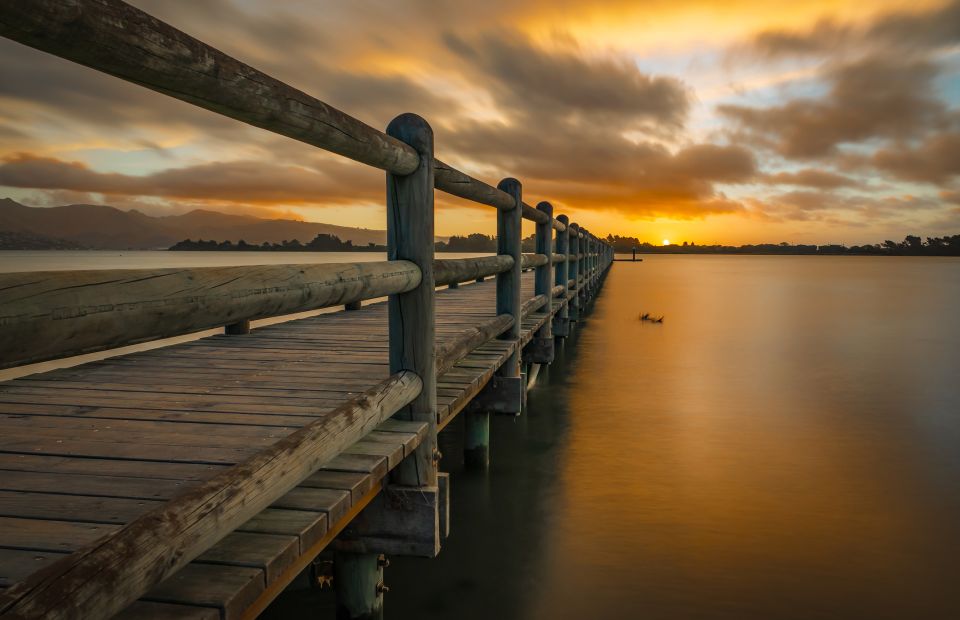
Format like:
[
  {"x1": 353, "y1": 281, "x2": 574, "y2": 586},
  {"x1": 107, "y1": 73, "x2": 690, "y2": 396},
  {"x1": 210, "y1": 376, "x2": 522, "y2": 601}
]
[{"x1": 274, "y1": 256, "x2": 960, "y2": 619}]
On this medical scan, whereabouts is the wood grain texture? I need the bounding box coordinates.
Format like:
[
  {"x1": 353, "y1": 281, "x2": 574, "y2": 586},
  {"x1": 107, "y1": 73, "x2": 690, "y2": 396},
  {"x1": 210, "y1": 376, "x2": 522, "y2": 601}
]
[
  {"x1": 0, "y1": 373, "x2": 420, "y2": 620},
  {"x1": 386, "y1": 113, "x2": 438, "y2": 489},
  {"x1": 0, "y1": 261, "x2": 420, "y2": 369}
]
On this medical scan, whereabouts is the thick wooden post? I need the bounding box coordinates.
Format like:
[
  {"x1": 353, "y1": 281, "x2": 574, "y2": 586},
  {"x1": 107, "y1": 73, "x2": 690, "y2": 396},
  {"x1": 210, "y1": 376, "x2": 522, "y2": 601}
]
[
  {"x1": 333, "y1": 113, "x2": 436, "y2": 618},
  {"x1": 386, "y1": 112, "x2": 437, "y2": 487},
  {"x1": 578, "y1": 229, "x2": 587, "y2": 309},
  {"x1": 526, "y1": 201, "x2": 553, "y2": 363},
  {"x1": 569, "y1": 223, "x2": 580, "y2": 321},
  {"x1": 465, "y1": 178, "x2": 521, "y2": 468},
  {"x1": 496, "y1": 177, "x2": 523, "y2": 410},
  {"x1": 553, "y1": 214, "x2": 570, "y2": 338}
]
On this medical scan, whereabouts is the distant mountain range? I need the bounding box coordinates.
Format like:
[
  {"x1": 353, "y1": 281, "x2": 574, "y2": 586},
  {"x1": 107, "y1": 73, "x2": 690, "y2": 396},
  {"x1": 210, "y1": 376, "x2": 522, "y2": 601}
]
[{"x1": 0, "y1": 198, "x2": 389, "y2": 250}]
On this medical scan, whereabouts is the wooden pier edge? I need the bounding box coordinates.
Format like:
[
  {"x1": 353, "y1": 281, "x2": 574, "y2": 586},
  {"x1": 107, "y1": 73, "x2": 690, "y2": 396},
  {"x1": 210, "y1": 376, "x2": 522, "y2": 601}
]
[{"x1": 0, "y1": 1, "x2": 615, "y2": 618}]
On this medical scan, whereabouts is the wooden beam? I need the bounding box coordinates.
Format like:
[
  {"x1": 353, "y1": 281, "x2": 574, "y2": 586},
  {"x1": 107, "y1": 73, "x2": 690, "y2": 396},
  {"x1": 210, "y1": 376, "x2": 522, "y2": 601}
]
[
  {"x1": 433, "y1": 255, "x2": 513, "y2": 286},
  {"x1": 0, "y1": 260, "x2": 420, "y2": 370}
]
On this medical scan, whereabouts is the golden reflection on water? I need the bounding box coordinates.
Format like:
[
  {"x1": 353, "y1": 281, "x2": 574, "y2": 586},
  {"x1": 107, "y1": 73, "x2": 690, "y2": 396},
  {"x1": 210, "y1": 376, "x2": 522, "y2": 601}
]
[{"x1": 529, "y1": 256, "x2": 960, "y2": 619}]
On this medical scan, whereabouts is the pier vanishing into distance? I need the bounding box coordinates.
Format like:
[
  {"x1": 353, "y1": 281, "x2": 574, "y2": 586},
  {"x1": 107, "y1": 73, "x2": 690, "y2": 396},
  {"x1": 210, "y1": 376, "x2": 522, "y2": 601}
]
[{"x1": 0, "y1": 2, "x2": 613, "y2": 618}]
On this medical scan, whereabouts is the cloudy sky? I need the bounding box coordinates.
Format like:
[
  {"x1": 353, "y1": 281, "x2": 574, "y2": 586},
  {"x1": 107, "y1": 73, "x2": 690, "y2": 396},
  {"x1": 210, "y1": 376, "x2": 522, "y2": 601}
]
[{"x1": 1, "y1": 0, "x2": 958, "y2": 244}]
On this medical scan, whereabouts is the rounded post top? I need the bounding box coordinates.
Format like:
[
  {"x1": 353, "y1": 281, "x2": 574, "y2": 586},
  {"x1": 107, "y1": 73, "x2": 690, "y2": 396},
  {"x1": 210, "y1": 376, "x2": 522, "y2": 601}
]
[
  {"x1": 386, "y1": 113, "x2": 433, "y2": 157},
  {"x1": 557, "y1": 214, "x2": 569, "y2": 225},
  {"x1": 497, "y1": 177, "x2": 522, "y2": 196},
  {"x1": 536, "y1": 201, "x2": 553, "y2": 217}
]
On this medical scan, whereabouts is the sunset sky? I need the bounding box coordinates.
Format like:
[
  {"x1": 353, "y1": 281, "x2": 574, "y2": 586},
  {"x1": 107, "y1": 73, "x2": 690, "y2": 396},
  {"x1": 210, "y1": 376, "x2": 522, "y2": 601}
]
[{"x1": 1, "y1": 0, "x2": 958, "y2": 244}]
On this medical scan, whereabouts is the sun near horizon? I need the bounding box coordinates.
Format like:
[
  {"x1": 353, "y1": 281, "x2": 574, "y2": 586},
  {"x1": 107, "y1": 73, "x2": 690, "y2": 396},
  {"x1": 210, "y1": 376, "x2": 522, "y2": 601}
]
[{"x1": 0, "y1": 0, "x2": 957, "y2": 245}]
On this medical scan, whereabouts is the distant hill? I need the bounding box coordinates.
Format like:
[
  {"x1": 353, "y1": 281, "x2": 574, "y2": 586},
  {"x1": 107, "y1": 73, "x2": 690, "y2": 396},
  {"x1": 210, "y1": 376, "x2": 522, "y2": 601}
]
[
  {"x1": 0, "y1": 198, "x2": 389, "y2": 250},
  {"x1": 0, "y1": 230, "x2": 86, "y2": 250}
]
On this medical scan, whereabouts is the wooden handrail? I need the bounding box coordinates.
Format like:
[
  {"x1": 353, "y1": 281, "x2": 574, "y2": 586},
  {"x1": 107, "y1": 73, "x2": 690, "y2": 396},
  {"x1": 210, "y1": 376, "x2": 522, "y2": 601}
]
[
  {"x1": 0, "y1": 260, "x2": 420, "y2": 369},
  {"x1": 434, "y1": 255, "x2": 513, "y2": 286}
]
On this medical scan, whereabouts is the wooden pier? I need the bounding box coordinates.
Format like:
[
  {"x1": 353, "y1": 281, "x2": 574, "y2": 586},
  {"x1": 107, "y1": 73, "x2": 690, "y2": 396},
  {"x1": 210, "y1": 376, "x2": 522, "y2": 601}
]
[{"x1": 0, "y1": 2, "x2": 613, "y2": 618}]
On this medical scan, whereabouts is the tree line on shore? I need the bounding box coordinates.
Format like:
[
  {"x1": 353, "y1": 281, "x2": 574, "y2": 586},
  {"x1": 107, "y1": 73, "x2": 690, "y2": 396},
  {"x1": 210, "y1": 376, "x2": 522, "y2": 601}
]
[
  {"x1": 169, "y1": 233, "x2": 532, "y2": 253},
  {"x1": 169, "y1": 232, "x2": 960, "y2": 256},
  {"x1": 604, "y1": 234, "x2": 960, "y2": 256}
]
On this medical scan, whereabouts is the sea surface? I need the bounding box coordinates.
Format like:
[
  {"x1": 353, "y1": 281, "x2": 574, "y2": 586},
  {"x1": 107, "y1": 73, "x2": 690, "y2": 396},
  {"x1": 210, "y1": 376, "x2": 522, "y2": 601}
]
[
  {"x1": 385, "y1": 255, "x2": 960, "y2": 620},
  {"x1": 3, "y1": 252, "x2": 959, "y2": 618}
]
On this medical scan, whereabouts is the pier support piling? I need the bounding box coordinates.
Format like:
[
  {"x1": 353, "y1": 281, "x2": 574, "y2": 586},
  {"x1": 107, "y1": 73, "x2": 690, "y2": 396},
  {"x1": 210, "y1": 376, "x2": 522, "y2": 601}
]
[
  {"x1": 464, "y1": 408, "x2": 490, "y2": 469},
  {"x1": 494, "y1": 177, "x2": 523, "y2": 415},
  {"x1": 334, "y1": 551, "x2": 384, "y2": 620}
]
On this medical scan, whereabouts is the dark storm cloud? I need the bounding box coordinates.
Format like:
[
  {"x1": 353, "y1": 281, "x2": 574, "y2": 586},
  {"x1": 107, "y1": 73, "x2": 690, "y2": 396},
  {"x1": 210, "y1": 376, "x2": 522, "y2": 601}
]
[
  {"x1": 718, "y1": 55, "x2": 948, "y2": 158},
  {"x1": 433, "y1": 31, "x2": 755, "y2": 217},
  {"x1": 872, "y1": 131, "x2": 960, "y2": 184},
  {"x1": 750, "y1": 0, "x2": 960, "y2": 57},
  {"x1": 0, "y1": 153, "x2": 382, "y2": 205},
  {"x1": 443, "y1": 32, "x2": 690, "y2": 129},
  {"x1": 762, "y1": 169, "x2": 861, "y2": 189},
  {"x1": 750, "y1": 190, "x2": 945, "y2": 224}
]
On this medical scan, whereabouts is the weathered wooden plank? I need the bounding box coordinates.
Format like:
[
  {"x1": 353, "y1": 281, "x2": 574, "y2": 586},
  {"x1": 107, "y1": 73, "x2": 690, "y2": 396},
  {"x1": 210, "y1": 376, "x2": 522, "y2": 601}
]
[
  {"x1": 113, "y1": 601, "x2": 220, "y2": 620},
  {"x1": 142, "y1": 564, "x2": 264, "y2": 620},
  {"x1": 239, "y1": 509, "x2": 327, "y2": 555},
  {"x1": 0, "y1": 549, "x2": 68, "y2": 589},
  {"x1": 197, "y1": 532, "x2": 298, "y2": 584},
  {"x1": 0, "y1": 373, "x2": 419, "y2": 620}
]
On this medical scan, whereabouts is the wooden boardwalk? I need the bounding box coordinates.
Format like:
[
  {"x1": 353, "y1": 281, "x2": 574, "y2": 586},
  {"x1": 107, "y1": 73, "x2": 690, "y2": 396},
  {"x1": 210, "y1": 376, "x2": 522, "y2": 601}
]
[
  {"x1": 0, "y1": 274, "x2": 598, "y2": 618},
  {"x1": 0, "y1": 2, "x2": 613, "y2": 618}
]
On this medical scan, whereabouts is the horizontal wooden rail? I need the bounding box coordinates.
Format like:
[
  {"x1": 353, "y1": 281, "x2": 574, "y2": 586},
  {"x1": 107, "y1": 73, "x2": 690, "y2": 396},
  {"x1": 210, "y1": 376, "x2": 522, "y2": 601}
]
[
  {"x1": 552, "y1": 253, "x2": 567, "y2": 263},
  {"x1": 0, "y1": 371, "x2": 422, "y2": 620},
  {"x1": 433, "y1": 160, "x2": 512, "y2": 210},
  {"x1": 521, "y1": 202, "x2": 549, "y2": 225},
  {"x1": 435, "y1": 281, "x2": 560, "y2": 376},
  {"x1": 521, "y1": 254, "x2": 549, "y2": 268},
  {"x1": 521, "y1": 293, "x2": 549, "y2": 316},
  {"x1": 0, "y1": 260, "x2": 420, "y2": 369},
  {"x1": 435, "y1": 314, "x2": 514, "y2": 376},
  {"x1": 0, "y1": 0, "x2": 420, "y2": 175},
  {"x1": 434, "y1": 255, "x2": 512, "y2": 286}
]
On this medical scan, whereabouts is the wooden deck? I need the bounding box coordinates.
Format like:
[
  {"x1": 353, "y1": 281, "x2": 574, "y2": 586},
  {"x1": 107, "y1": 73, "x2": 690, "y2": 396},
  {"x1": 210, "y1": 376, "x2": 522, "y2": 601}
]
[{"x1": 0, "y1": 274, "x2": 567, "y2": 619}]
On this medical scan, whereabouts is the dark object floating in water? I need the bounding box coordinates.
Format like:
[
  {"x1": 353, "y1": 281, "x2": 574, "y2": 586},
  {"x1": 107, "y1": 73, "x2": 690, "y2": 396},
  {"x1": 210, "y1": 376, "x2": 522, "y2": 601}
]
[{"x1": 639, "y1": 313, "x2": 664, "y2": 323}]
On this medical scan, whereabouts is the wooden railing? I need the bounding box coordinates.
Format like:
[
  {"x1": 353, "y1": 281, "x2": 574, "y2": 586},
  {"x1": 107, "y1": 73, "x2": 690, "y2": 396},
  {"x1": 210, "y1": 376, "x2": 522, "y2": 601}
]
[{"x1": 0, "y1": 1, "x2": 613, "y2": 618}]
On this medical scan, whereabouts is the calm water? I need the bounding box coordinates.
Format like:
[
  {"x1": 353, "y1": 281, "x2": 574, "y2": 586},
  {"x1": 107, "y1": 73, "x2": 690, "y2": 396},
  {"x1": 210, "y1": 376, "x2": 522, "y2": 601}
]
[
  {"x1": 5, "y1": 252, "x2": 959, "y2": 617},
  {"x1": 274, "y1": 255, "x2": 960, "y2": 619}
]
